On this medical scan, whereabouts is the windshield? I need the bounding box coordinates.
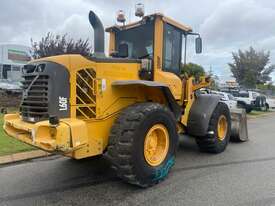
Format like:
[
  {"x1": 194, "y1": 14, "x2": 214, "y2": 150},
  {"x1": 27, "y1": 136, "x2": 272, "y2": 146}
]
[
  {"x1": 115, "y1": 21, "x2": 154, "y2": 59},
  {"x1": 238, "y1": 92, "x2": 249, "y2": 98}
]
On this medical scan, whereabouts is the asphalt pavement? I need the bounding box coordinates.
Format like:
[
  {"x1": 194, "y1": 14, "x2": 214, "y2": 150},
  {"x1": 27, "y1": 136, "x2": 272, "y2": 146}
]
[{"x1": 1, "y1": 113, "x2": 275, "y2": 206}]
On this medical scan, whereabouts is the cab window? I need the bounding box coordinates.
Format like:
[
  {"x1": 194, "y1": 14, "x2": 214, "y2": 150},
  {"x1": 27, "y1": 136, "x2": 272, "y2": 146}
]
[
  {"x1": 115, "y1": 21, "x2": 154, "y2": 59},
  {"x1": 163, "y1": 23, "x2": 182, "y2": 74}
]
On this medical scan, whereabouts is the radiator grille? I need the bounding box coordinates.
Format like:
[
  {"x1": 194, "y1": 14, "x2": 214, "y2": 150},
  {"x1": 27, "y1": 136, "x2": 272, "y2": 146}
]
[
  {"x1": 76, "y1": 68, "x2": 96, "y2": 119},
  {"x1": 20, "y1": 65, "x2": 49, "y2": 122}
]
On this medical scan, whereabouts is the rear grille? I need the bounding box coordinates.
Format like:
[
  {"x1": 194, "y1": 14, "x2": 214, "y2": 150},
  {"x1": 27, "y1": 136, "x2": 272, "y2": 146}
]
[
  {"x1": 20, "y1": 73, "x2": 49, "y2": 122},
  {"x1": 76, "y1": 68, "x2": 96, "y2": 119}
]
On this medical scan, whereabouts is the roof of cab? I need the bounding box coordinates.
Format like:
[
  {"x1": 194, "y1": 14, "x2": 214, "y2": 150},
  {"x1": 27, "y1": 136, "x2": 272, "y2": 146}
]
[{"x1": 106, "y1": 13, "x2": 192, "y2": 33}]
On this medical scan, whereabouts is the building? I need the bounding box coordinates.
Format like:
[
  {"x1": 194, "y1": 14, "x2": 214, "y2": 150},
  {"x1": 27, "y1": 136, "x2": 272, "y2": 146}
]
[
  {"x1": 0, "y1": 44, "x2": 31, "y2": 81},
  {"x1": 220, "y1": 80, "x2": 240, "y2": 90}
]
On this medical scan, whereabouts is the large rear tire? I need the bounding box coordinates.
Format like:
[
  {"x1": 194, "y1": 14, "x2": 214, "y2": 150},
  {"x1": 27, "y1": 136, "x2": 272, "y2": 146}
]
[
  {"x1": 264, "y1": 103, "x2": 269, "y2": 111},
  {"x1": 196, "y1": 102, "x2": 231, "y2": 153},
  {"x1": 106, "y1": 103, "x2": 178, "y2": 187}
]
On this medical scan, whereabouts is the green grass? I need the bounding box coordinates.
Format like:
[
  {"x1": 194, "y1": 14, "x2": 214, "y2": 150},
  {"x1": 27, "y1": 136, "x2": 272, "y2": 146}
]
[
  {"x1": 248, "y1": 110, "x2": 272, "y2": 116},
  {"x1": 0, "y1": 113, "x2": 34, "y2": 156}
]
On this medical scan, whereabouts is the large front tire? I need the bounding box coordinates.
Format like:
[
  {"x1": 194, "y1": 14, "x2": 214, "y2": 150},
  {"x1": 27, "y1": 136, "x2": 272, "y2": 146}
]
[
  {"x1": 196, "y1": 102, "x2": 231, "y2": 154},
  {"x1": 106, "y1": 103, "x2": 178, "y2": 187}
]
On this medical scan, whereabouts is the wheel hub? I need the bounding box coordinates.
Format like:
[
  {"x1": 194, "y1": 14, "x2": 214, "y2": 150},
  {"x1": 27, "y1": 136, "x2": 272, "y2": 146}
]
[
  {"x1": 217, "y1": 115, "x2": 228, "y2": 141},
  {"x1": 144, "y1": 124, "x2": 169, "y2": 166}
]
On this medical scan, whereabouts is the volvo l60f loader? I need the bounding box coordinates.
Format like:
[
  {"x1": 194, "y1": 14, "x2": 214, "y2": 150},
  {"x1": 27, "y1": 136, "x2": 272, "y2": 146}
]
[{"x1": 3, "y1": 11, "x2": 248, "y2": 187}]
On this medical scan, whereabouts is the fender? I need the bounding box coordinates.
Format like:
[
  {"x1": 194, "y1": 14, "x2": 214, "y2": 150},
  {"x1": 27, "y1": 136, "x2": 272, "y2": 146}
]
[
  {"x1": 112, "y1": 80, "x2": 182, "y2": 120},
  {"x1": 187, "y1": 94, "x2": 221, "y2": 137}
]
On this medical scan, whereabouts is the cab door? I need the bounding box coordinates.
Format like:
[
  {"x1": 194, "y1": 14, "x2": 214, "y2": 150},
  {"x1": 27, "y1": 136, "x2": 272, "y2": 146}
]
[{"x1": 154, "y1": 21, "x2": 183, "y2": 100}]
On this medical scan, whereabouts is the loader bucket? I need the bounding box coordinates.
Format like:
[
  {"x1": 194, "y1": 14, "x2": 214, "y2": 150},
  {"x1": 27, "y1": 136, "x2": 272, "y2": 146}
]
[{"x1": 230, "y1": 108, "x2": 248, "y2": 142}]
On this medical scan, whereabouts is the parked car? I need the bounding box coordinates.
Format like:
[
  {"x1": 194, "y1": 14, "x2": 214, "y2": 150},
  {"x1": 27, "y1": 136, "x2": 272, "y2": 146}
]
[
  {"x1": 211, "y1": 91, "x2": 238, "y2": 110},
  {"x1": 230, "y1": 91, "x2": 267, "y2": 113},
  {"x1": 266, "y1": 97, "x2": 275, "y2": 109}
]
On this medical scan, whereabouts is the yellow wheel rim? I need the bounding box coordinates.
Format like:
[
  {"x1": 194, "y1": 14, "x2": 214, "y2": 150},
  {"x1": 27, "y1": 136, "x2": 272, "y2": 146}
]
[
  {"x1": 144, "y1": 124, "x2": 169, "y2": 167},
  {"x1": 217, "y1": 115, "x2": 228, "y2": 141}
]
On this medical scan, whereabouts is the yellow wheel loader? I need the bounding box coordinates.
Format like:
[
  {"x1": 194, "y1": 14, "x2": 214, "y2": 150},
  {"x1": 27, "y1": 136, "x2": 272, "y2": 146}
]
[{"x1": 3, "y1": 11, "x2": 248, "y2": 187}]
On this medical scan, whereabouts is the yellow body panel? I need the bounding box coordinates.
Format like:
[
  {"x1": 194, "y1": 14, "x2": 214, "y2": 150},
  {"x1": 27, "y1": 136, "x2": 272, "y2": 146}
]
[
  {"x1": 151, "y1": 16, "x2": 182, "y2": 100},
  {"x1": 4, "y1": 113, "x2": 114, "y2": 159},
  {"x1": 181, "y1": 78, "x2": 195, "y2": 126},
  {"x1": 154, "y1": 70, "x2": 182, "y2": 100},
  {"x1": 181, "y1": 77, "x2": 211, "y2": 126},
  {"x1": 153, "y1": 16, "x2": 164, "y2": 71}
]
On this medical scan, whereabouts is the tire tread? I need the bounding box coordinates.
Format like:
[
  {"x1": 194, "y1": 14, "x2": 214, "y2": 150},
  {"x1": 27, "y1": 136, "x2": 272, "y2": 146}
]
[
  {"x1": 105, "y1": 103, "x2": 176, "y2": 187},
  {"x1": 196, "y1": 102, "x2": 231, "y2": 153}
]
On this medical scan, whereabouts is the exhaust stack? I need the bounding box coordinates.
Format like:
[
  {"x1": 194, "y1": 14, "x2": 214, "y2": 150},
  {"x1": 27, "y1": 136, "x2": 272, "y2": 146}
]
[{"x1": 89, "y1": 11, "x2": 105, "y2": 57}]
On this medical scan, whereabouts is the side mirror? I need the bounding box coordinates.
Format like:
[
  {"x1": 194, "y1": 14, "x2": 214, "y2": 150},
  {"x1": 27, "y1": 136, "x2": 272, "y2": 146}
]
[
  {"x1": 195, "y1": 36, "x2": 202, "y2": 54},
  {"x1": 118, "y1": 43, "x2": 129, "y2": 58}
]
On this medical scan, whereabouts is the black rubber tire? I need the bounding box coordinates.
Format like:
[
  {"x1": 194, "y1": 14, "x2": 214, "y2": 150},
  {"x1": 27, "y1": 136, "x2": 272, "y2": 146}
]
[
  {"x1": 246, "y1": 107, "x2": 252, "y2": 113},
  {"x1": 238, "y1": 102, "x2": 252, "y2": 113},
  {"x1": 264, "y1": 103, "x2": 269, "y2": 111},
  {"x1": 105, "y1": 103, "x2": 178, "y2": 187},
  {"x1": 196, "y1": 102, "x2": 231, "y2": 154}
]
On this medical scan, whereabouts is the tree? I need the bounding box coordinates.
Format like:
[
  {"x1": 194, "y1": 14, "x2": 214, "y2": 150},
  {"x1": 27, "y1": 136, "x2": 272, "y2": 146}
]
[
  {"x1": 31, "y1": 32, "x2": 93, "y2": 59},
  {"x1": 181, "y1": 63, "x2": 205, "y2": 79},
  {"x1": 228, "y1": 47, "x2": 274, "y2": 89},
  {"x1": 181, "y1": 63, "x2": 220, "y2": 89},
  {"x1": 207, "y1": 66, "x2": 220, "y2": 90},
  {"x1": 257, "y1": 83, "x2": 275, "y2": 95}
]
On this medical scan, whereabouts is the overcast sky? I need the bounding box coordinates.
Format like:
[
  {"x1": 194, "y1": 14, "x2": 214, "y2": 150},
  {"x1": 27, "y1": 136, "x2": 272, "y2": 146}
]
[{"x1": 1, "y1": 0, "x2": 275, "y2": 81}]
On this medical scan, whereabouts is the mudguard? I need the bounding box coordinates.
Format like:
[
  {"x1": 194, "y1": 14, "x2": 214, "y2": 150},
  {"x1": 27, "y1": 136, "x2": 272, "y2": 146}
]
[
  {"x1": 187, "y1": 94, "x2": 221, "y2": 137},
  {"x1": 112, "y1": 80, "x2": 182, "y2": 120}
]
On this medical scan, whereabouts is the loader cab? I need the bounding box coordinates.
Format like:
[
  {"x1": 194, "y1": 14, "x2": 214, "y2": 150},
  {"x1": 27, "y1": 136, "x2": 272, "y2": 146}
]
[
  {"x1": 106, "y1": 13, "x2": 202, "y2": 100},
  {"x1": 107, "y1": 13, "x2": 201, "y2": 75}
]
